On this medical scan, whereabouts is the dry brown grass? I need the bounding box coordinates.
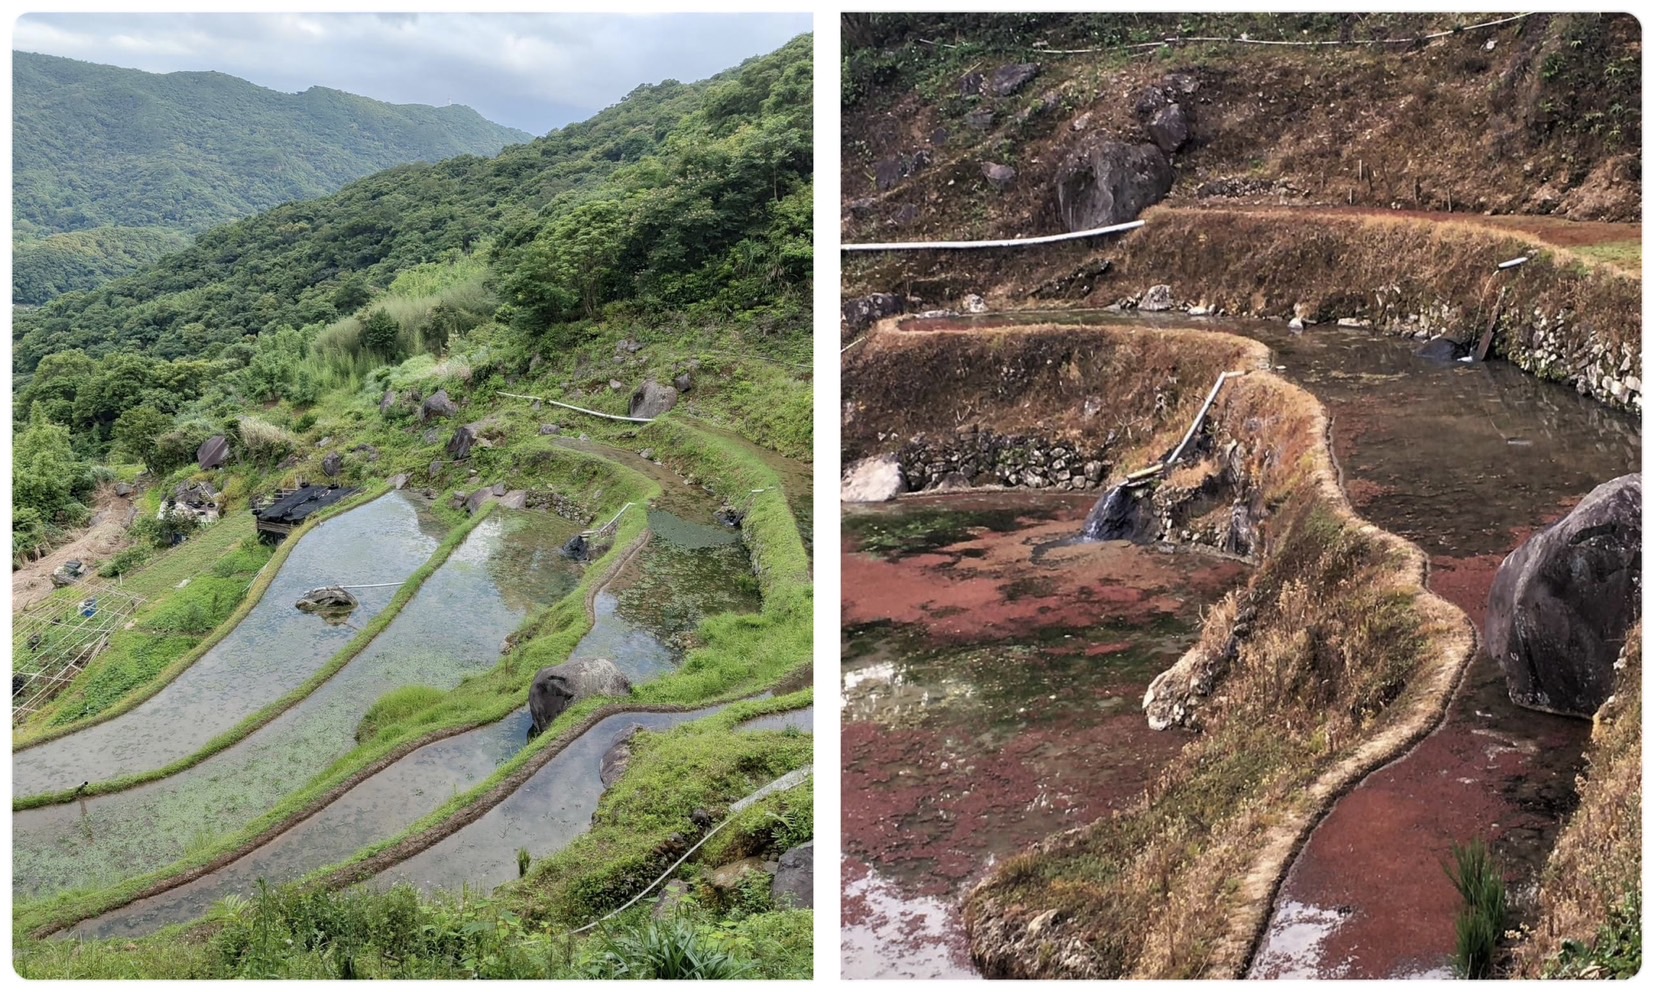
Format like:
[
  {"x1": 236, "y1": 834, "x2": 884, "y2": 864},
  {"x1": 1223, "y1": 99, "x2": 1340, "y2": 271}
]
[
  {"x1": 1512, "y1": 624, "x2": 1641, "y2": 976},
  {"x1": 843, "y1": 13, "x2": 1639, "y2": 253},
  {"x1": 964, "y1": 337, "x2": 1476, "y2": 979},
  {"x1": 842, "y1": 320, "x2": 1267, "y2": 473}
]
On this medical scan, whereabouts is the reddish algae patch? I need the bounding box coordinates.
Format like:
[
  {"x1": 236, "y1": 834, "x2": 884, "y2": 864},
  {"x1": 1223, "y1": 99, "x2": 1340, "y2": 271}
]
[{"x1": 841, "y1": 492, "x2": 1245, "y2": 977}]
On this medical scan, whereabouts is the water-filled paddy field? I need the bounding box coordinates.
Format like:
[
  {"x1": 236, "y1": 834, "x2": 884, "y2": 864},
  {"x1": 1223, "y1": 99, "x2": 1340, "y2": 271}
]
[
  {"x1": 883, "y1": 311, "x2": 1638, "y2": 978},
  {"x1": 840, "y1": 492, "x2": 1246, "y2": 978}
]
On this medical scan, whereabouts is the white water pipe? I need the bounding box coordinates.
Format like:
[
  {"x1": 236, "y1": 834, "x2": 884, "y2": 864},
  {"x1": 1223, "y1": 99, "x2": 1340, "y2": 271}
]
[
  {"x1": 843, "y1": 219, "x2": 1144, "y2": 252},
  {"x1": 497, "y1": 391, "x2": 654, "y2": 423},
  {"x1": 1162, "y1": 370, "x2": 1249, "y2": 471}
]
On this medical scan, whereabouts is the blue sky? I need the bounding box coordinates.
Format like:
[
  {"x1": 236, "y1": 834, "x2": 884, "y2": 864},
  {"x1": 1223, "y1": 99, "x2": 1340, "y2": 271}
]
[{"x1": 14, "y1": 12, "x2": 813, "y2": 136}]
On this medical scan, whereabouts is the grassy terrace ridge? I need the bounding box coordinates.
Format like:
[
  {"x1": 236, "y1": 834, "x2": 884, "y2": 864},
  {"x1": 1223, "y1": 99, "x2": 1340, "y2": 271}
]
[
  {"x1": 13, "y1": 496, "x2": 486, "y2": 810},
  {"x1": 923, "y1": 325, "x2": 1474, "y2": 978},
  {"x1": 13, "y1": 484, "x2": 387, "y2": 752},
  {"x1": 17, "y1": 420, "x2": 810, "y2": 942}
]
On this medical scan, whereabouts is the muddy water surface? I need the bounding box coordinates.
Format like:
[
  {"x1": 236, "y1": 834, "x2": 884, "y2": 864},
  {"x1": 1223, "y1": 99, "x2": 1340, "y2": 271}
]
[
  {"x1": 13, "y1": 494, "x2": 440, "y2": 798},
  {"x1": 840, "y1": 492, "x2": 1246, "y2": 978},
  {"x1": 14, "y1": 508, "x2": 577, "y2": 902}
]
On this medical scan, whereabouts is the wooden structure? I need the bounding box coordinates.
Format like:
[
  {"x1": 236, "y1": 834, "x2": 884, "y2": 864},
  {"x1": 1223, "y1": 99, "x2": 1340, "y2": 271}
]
[{"x1": 253, "y1": 483, "x2": 360, "y2": 539}]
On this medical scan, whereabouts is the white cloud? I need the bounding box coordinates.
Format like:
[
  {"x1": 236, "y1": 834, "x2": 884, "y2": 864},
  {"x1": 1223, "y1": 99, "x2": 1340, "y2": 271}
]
[{"x1": 12, "y1": 12, "x2": 811, "y2": 135}]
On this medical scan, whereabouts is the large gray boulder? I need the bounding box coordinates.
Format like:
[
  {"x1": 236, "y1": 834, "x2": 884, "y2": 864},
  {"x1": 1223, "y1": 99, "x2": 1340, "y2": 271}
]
[
  {"x1": 420, "y1": 389, "x2": 459, "y2": 422},
  {"x1": 1053, "y1": 136, "x2": 1174, "y2": 232},
  {"x1": 1146, "y1": 103, "x2": 1189, "y2": 153},
  {"x1": 197, "y1": 435, "x2": 230, "y2": 470},
  {"x1": 528, "y1": 658, "x2": 632, "y2": 739},
  {"x1": 842, "y1": 454, "x2": 904, "y2": 503},
  {"x1": 1486, "y1": 474, "x2": 1641, "y2": 717},
  {"x1": 771, "y1": 840, "x2": 814, "y2": 909},
  {"x1": 629, "y1": 381, "x2": 679, "y2": 419},
  {"x1": 447, "y1": 424, "x2": 477, "y2": 460}
]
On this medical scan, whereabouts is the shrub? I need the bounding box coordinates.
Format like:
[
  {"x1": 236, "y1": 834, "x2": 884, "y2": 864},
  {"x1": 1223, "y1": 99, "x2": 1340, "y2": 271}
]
[{"x1": 98, "y1": 546, "x2": 153, "y2": 578}]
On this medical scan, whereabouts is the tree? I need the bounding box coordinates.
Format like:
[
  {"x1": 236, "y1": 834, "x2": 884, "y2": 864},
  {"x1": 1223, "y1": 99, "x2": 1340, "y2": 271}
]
[
  {"x1": 112, "y1": 405, "x2": 174, "y2": 469},
  {"x1": 13, "y1": 410, "x2": 91, "y2": 524},
  {"x1": 360, "y1": 308, "x2": 401, "y2": 358}
]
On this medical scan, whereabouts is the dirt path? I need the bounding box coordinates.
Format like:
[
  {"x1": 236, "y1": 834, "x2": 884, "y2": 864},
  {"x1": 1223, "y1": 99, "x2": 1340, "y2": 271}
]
[
  {"x1": 1167, "y1": 202, "x2": 1640, "y2": 274},
  {"x1": 13, "y1": 488, "x2": 140, "y2": 613}
]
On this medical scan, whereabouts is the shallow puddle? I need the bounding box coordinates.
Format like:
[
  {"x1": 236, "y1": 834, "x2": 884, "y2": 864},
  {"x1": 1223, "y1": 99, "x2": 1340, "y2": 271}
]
[
  {"x1": 13, "y1": 493, "x2": 442, "y2": 799},
  {"x1": 840, "y1": 492, "x2": 1245, "y2": 977},
  {"x1": 14, "y1": 509, "x2": 578, "y2": 902}
]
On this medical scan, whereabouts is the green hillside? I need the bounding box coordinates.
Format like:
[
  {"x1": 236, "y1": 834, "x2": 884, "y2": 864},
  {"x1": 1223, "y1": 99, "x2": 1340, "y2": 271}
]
[
  {"x1": 12, "y1": 51, "x2": 533, "y2": 303},
  {"x1": 12, "y1": 33, "x2": 811, "y2": 556}
]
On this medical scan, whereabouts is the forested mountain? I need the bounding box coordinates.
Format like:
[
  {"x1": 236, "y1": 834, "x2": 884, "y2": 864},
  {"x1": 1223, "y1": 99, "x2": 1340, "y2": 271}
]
[
  {"x1": 13, "y1": 34, "x2": 811, "y2": 558},
  {"x1": 13, "y1": 36, "x2": 810, "y2": 373},
  {"x1": 13, "y1": 51, "x2": 533, "y2": 303}
]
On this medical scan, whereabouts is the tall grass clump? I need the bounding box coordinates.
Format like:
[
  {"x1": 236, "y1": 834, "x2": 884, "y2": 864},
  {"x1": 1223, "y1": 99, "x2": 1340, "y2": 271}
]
[
  {"x1": 1446, "y1": 839, "x2": 1509, "y2": 979},
  {"x1": 582, "y1": 917, "x2": 752, "y2": 980},
  {"x1": 236, "y1": 416, "x2": 299, "y2": 464}
]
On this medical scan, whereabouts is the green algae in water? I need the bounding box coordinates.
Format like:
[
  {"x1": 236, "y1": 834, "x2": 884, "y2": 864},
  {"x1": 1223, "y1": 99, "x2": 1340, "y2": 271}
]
[
  {"x1": 845, "y1": 504, "x2": 1063, "y2": 559},
  {"x1": 617, "y1": 537, "x2": 762, "y2": 653},
  {"x1": 647, "y1": 508, "x2": 742, "y2": 549},
  {"x1": 487, "y1": 511, "x2": 582, "y2": 615},
  {"x1": 842, "y1": 616, "x2": 1196, "y2": 742}
]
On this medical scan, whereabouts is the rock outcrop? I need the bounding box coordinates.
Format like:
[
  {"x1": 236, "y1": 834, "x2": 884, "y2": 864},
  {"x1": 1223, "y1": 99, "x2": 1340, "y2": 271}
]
[
  {"x1": 629, "y1": 380, "x2": 678, "y2": 419},
  {"x1": 771, "y1": 840, "x2": 814, "y2": 909},
  {"x1": 197, "y1": 435, "x2": 230, "y2": 470},
  {"x1": 1052, "y1": 136, "x2": 1173, "y2": 231},
  {"x1": 842, "y1": 293, "x2": 905, "y2": 332},
  {"x1": 1486, "y1": 474, "x2": 1642, "y2": 717},
  {"x1": 528, "y1": 657, "x2": 632, "y2": 740},
  {"x1": 420, "y1": 389, "x2": 459, "y2": 421},
  {"x1": 599, "y1": 724, "x2": 643, "y2": 787}
]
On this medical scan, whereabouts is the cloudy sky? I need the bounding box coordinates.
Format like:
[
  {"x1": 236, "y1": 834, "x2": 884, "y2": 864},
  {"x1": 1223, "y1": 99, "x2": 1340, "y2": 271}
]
[{"x1": 13, "y1": 12, "x2": 813, "y2": 136}]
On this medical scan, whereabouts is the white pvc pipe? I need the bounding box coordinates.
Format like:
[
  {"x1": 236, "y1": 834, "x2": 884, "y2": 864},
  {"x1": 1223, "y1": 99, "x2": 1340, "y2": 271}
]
[
  {"x1": 843, "y1": 219, "x2": 1144, "y2": 252},
  {"x1": 1163, "y1": 370, "x2": 1248, "y2": 470}
]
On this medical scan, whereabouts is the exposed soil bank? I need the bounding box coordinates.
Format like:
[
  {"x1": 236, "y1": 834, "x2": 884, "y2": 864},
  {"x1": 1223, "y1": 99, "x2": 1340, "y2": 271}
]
[
  {"x1": 849, "y1": 208, "x2": 1641, "y2": 414},
  {"x1": 843, "y1": 14, "x2": 1639, "y2": 244},
  {"x1": 841, "y1": 490, "x2": 1245, "y2": 977}
]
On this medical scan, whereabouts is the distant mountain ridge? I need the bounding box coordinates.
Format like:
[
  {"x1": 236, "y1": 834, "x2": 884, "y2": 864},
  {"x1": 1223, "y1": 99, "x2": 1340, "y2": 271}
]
[{"x1": 13, "y1": 50, "x2": 533, "y2": 303}]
